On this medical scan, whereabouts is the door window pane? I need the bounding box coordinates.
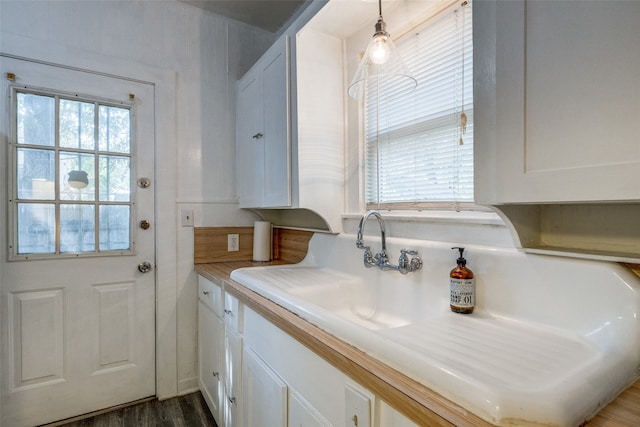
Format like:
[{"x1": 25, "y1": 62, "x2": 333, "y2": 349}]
[
  {"x1": 17, "y1": 93, "x2": 55, "y2": 146},
  {"x1": 99, "y1": 205, "x2": 130, "y2": 251},
  {"x1": 99, "y1": 106, "x2": 130, "y2": 153},
  {"x1": 60, "y1": 99, "x2": 95, "y2": 150},
  {"x1": 17, "y1": 148, "x2": 55, "y2": 200},
  {"x1": 11, "y1": 88, "x2": 135, "y2": 258},
  {"x1": 17, "y1": 203, "x2": 55, "y2": 254},
  {"x1": 60, "y1": 204, "x2": 95, "y2": 253},
  {"x1": 99, "y1": 155, "x2": 130, "y2": 202},
  {"x1": 60, "y1": 152, "x2": 95, "y2": 201}
]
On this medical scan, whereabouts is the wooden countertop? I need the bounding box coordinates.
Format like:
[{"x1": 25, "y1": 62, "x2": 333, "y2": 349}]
[{"x1": 195, "y1": 262, "x2": 640, "y2": 427}]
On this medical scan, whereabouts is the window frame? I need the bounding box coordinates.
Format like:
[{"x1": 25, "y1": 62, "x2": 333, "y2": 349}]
[
  {"x1": 362, "y1": 0, "x2": 481, "y2": 212},
  {"x1": 7, "y1": 84, "x2": 138, "y2": 261}
]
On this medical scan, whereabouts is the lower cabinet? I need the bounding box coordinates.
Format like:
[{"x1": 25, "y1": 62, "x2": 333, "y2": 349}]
[
  {"x1": 198, "y1": 275, "x2": 418, "y2": 427},
  {"x1": 223, "y1": 329, "x2": 242, "y2": 427},
  {"x1": 242, "y1": 306, "x2": 372, "y2": 427},
  {"x1": 242, "y1": 347, "x2": 287, "y2": 427},
  {"x1": 198, "y1": 277, "x2": 224, "y2": 426},
  {"x1": 289, "y1": 391, "x2": 332, "y2": 427}
]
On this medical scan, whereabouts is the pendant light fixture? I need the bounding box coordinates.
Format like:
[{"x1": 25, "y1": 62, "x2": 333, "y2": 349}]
[
  {"x1": 68, "y1": 170, "x2": 89, "y2": 189},
  {"x1": 348, "y1": 0, "x2": 417, "y2": 98}
]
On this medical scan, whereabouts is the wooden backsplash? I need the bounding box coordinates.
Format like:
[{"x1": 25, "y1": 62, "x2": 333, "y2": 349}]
[{"x1": 194, "y1": 227, "x2": 312, "y2": 264}]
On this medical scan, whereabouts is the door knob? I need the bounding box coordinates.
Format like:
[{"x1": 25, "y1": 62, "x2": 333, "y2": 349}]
[
  {"x1": 139, "y1": 219, "x2": 150, "y2": 230},
  {"x1": 138, "y1": 262, "x2": 152, "y2": 273}
]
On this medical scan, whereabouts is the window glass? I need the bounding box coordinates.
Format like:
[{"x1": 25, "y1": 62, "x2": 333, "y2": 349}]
[
  {"x1": 99, "y1": 205, "x2": 130, "y2": 251},
  {"x1": 17, "y1": 203, "x2": 55, "y2": 254},
  {"x1": 17, "y1": 93, "x2": 55, "y2": 146},
  {"x1": 11, "y1": 88, "x2": 133, "y2": 258},
  {"x1": 364, "y1": 1, "x2": 473, "y2": 207},
  {"x1": 60, "y1": 151, "x2": 96, "y2": 201},
  {"x1": 60, "y1": 204, "x2": 95, "y2": 253},
  {"x1": 99, "y1": 105, "x2": 130, "y2": 153},
  {"x1": 99, "y1": 155, "x2": 130, "y2": 202},
  {"x1": 60, "y1": 99, "x2": 95, "y2": 150},
  {"x1": 17, "y1": 148, "x2": 55, "y2": 200}
]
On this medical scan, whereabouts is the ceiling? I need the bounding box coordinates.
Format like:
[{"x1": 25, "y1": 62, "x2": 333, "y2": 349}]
[{"x1": 179, "y1": 0, "x2": 309, "y2": 33}]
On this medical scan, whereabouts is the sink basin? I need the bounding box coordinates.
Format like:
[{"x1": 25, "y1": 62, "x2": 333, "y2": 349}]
[
  {"x1": 231, "y1": 266, "x2": 412, "y2": 330},
  {"x1": 230, "y1": 233, "x2": 640, "y2": 426}
]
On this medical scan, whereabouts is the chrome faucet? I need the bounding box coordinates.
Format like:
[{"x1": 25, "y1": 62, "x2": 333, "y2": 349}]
[{"x1": 356, "y1": 210, "x2": 423, "y2": 274}]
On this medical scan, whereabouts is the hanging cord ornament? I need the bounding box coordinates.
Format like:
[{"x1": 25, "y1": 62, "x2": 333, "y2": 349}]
[{"x1": 458, "y1": 1, "x2": 468, "y2": 145}]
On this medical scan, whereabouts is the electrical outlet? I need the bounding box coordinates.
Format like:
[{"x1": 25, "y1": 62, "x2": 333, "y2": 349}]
[{"x1": 228, "y1": 234, "x2": 239, "y2": 251}]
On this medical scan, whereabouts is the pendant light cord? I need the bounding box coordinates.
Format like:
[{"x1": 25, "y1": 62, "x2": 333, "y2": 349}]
[{"x1": 378, "y1": 0, "x2": 382, "y2": 18}]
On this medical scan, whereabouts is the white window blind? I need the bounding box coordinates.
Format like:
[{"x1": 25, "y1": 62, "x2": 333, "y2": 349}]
[{"x1": 365, "y1": 1, "x2": 473, "y2": 208}]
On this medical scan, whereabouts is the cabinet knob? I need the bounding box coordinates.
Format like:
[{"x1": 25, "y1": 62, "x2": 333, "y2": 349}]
[
  {"x1": 203, "y1": 291, "x2": 210, "y2": 296},
  {"x1": 228, "y1": 396, "x2": 236, "y2": 405},
  {"x1": 224, "y1": 309, "x2": 232, "y2": 315},
  {"x1": 251, "y1": 132, "x2": 263, "y2": 140},
  {"x1": 212, "y1": 371, "x2": 219, "y2": 378}
]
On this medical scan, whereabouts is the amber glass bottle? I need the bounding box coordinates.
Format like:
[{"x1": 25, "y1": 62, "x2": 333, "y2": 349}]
[{"x1": 450, "y1": 247, "x2": 475, "y2": 314}]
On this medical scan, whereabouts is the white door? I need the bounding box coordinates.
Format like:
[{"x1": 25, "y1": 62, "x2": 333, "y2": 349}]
[{"x1": 0, "y1": 57, "x2": 156, "y2": 426}]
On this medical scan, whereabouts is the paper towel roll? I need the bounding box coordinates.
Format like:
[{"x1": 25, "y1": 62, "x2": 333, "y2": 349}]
[{"x1": 252, "y1": 221, "x2": 272, "y2": 261}]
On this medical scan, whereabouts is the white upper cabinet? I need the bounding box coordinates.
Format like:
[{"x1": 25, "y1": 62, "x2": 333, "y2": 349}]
[
  {"x1": 474, "y1": 0, "x2": 640, "y2": 205},
  {"x1": 235, "y1": 12, "x2": 346, "y2": 232},
  {"x1": 236, "y1": 36, "x2": 290, "y2": 208}
]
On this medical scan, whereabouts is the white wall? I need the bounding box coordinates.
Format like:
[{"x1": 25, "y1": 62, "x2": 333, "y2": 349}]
[{"x1": 0, "y1": 0, "x2": 272, "y2": 398}]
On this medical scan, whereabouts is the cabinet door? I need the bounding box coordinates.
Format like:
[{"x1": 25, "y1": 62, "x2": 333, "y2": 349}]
[
  {"x1": 261, "y1": 36, "x2": 291, "y2": 208},
  {"x1": 289, "y1": 390, "x2": 332, "y2": 427},
  {"x1": 198, "y1": 301, "x2": 224, "y2": 424},
  {"x1": 236, "y1": 35, "x2": 291, "y2": 209},
  {"x1": 236, "y1": 70, "x2": 264, "y2": 208},
  {"x1": 242, "y1": 347, "x2": 287, "y2": 427},
  {"x1": 224, "y1": 330, "x2": 242, "y2": 427},
  {"x1": 474, "y1": 0, "x2": 640, "y2": 204}
]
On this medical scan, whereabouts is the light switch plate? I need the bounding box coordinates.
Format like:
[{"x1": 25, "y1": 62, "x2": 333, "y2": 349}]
[{"x1": 181, "y1": 208, "x2": 194, "y2": 227}]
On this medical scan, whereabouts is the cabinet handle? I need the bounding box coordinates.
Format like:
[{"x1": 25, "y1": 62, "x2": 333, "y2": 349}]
[
  {"x1": 224, "y1": 309, "x2": 232, "y2": 315},
  {"x1": 228, "y1": 396, "x2": 236, "y2": 405},
  {"x1": 251, "y1": 132, "x2": 263, "y2": 140},
  {"x1": 212, "y1": 371, "x2": 219, "y2": 378}
]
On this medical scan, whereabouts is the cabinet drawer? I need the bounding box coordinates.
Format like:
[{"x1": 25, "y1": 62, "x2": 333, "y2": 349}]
[
  {"x1": 224, "y1": 292, "x2": 242, "y2": 333},
  {"x1": 199, "y1": 276, "x2": 223, "y2": 318}
]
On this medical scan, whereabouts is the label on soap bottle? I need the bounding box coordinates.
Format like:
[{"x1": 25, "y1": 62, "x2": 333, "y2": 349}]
[{"x1": 450, "y1": 278, "x2": 475, "y2": 307}]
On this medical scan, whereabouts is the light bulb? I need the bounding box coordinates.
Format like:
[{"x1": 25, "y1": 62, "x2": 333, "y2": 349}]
[{"x1": 370, "y1": 34, "x2": 390, "y2": 65}]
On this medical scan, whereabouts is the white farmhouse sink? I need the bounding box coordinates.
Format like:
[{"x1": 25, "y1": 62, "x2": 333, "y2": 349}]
[{"x1": 231, "y1": 233, "x2": 640, "y2": 426}]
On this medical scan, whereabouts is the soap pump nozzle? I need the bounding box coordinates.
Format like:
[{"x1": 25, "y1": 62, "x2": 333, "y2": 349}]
[{"x1": 452, "y1": 247, "x2": 467, "y2": 266}]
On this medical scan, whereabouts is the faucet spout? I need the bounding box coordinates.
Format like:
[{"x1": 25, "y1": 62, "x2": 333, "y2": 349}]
[
  {"x1": 356, "y1": 210, "x2": 388, "y2": 268},
  {"x1": 355, "y1": 210, "x2": 422, "y2": 274},
  {"x1": 356, "y1": 210, "x2": 387, "y2": 253}
]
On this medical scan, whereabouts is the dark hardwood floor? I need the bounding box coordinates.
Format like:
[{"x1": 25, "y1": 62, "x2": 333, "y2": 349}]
[{"x1": 44, "y1": 392, "x2": 218, "y2": 427}]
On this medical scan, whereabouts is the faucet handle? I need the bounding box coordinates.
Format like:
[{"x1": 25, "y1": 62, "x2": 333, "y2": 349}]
[{"x1": 398, "y1": 249, "x2": 422, "y2": 274}]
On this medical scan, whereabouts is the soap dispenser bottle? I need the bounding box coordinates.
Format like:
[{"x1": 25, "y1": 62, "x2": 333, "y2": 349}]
[{"x1": 450, "y1": 247, "x2": 475, "y2": 314}]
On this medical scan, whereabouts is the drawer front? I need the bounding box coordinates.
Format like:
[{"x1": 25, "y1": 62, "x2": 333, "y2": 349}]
[
  {"x1": 199, "y1": 276, "x2": 223, "y2": 318},
  {"x1": 224, "y1": 292, "x2": 242, "y2": 333}
]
